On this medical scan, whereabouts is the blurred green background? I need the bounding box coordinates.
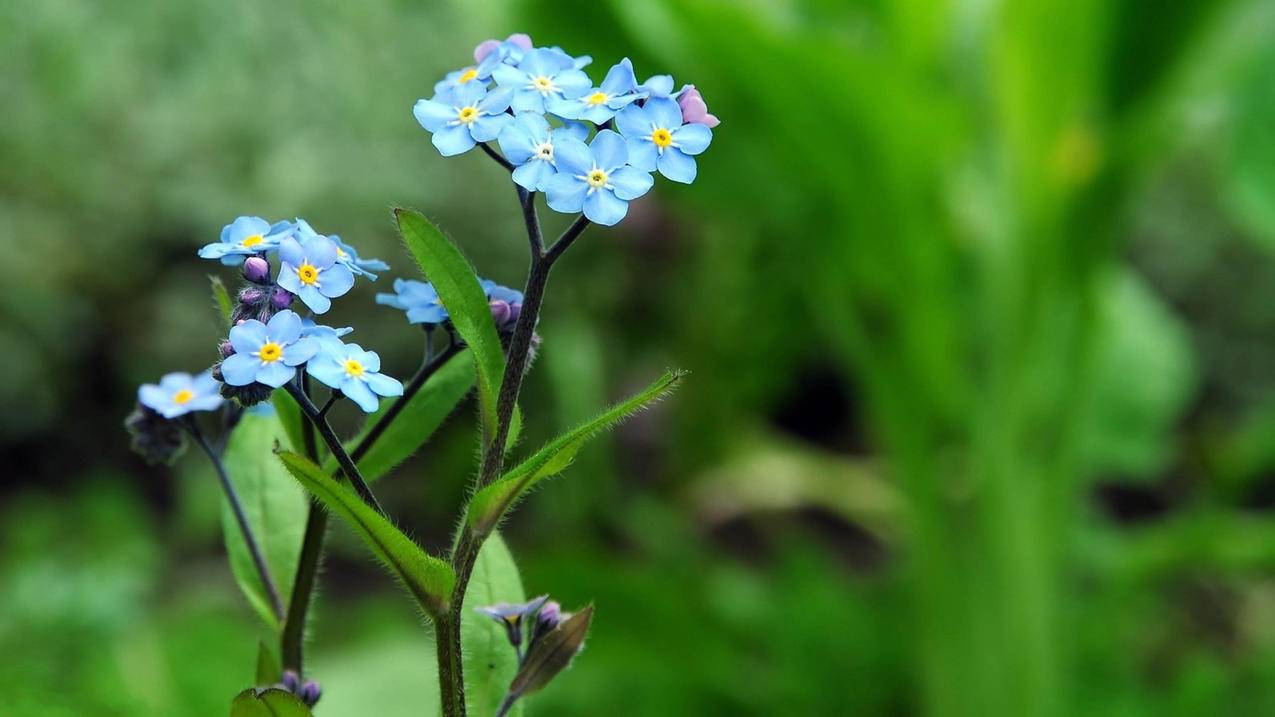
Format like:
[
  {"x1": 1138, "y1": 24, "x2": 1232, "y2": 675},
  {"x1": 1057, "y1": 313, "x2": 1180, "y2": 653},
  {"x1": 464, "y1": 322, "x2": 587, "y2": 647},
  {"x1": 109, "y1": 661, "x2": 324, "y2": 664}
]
[{"x1": 5, "y1": 0, "x2": 1275, "y2": 714}]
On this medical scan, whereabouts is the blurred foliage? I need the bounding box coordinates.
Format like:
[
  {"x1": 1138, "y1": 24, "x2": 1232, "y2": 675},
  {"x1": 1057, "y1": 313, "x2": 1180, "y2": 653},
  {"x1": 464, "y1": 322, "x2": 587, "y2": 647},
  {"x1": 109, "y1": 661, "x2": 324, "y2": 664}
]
[{"x1": 5, "y1": 0, "x2": 1275, "y2": 715}]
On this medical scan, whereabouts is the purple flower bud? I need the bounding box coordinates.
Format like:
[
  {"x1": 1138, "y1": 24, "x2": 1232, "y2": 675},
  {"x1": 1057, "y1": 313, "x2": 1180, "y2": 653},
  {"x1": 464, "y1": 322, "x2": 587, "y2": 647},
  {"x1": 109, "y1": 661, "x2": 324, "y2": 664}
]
[
  {"x1": 242, "y1": 256, "x2": 271, "y2": 284},
  {"x1": 279, "y1": 670, "x2": 300, "y2": 693},
  {"x1": 271, "y1": 288, "x2": 294, "y2": 310},
  {"x1": 474, "y1": 33, "x2": 532, "y2": 63},
  {"x1": 218, "y1": 340, "x2": 235, "y2": 358},
  {"x1": 490, "y1": 299, "x2": 512, "y2": 327},
  {"x1": 299, "y1": 680, "x2": 322, "y2": 707},
  {"x1": 238, "y1": 288, "x2": 264, "y2": 306},
  {"x1": 537, "y1": 601, "x2": 561, "y2": 633},
  {"x1": 677, "y1": 84, "x2": 720, "y2": 128}
]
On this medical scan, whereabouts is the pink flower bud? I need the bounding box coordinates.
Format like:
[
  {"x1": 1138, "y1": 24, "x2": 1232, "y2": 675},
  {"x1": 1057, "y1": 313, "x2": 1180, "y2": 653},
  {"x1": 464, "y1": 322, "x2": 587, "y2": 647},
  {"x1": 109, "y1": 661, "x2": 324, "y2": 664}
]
[
  {"x1": 474, "y1": 33, "x2": 533, "y2": 63},
  {"x1": 677, "y1": 84, "x2": 720, "y2": 128}
]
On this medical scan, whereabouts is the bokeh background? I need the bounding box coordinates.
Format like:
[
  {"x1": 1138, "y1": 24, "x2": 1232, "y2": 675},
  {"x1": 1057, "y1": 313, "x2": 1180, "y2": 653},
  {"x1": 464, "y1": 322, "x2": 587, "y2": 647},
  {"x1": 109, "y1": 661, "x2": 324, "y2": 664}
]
[{"x1": 5, "y1": 0, "x2": 1275, "y2": 714}]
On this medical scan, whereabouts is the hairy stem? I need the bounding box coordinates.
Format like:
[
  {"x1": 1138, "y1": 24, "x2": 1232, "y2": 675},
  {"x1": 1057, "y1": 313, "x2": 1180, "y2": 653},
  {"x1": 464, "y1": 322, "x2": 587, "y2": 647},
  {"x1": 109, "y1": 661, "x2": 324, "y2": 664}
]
[{"x1": 187, "y1": 417, "x2": 285, "y2": 622}]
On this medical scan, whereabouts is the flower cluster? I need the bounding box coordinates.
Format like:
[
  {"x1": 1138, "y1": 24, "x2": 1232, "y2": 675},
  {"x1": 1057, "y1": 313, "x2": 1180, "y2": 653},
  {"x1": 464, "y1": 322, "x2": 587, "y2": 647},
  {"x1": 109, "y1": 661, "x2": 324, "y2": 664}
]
[{"x1": 414, "y1": 34, "x2": 717, "y2": 226}]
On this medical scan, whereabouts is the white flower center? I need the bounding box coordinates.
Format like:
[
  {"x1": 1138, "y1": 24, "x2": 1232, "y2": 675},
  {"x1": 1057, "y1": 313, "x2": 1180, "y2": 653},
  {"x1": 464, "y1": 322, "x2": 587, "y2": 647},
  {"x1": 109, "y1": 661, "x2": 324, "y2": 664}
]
[{"x1": 533, "y1": 142, "x2": 554, "y2": 161}]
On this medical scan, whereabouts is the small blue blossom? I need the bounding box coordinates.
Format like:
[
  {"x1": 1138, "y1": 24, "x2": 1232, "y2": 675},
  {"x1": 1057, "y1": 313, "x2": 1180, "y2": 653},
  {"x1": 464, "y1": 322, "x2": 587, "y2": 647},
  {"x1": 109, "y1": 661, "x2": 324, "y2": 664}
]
[
  {"x1": 615, "y1": 96, "x2": 713, "y2": 184},
  {"x1": 544, "y1": 129, "x2": 654, "y2": 226},
  {"x1": 433, "y1": 55, "x2": 503, "y2": 103},
  {"x1": 497, "y1": 113, "x2": 590, "y2": 192},
  {"x1": 376, "y1": 279, "x2": 448, "y2": 325},
  {"x1": 276, "y1": 234, "x2": 355, "y2": 314},
  {"x1": 306, "y1": 340, "x2": 404, "y2": 413},
  {"x1": 294, "y1": 219, "x2": 388, "y2": 279},
  {"x1": 561, "y1": 58, "x2": 646, "y2": 124},
  {"x1": 138, "y1": 370, "x2": 224, "y2": 418},
  {"x1": 492, "y1": 48, "x2": 592, "y2": 115},
  {"x1": 198, "y1": 216, "x2": 293, "y2": 266},
  {"x1": 220, "y1": 310, "x2": 319, "y2": 388},
  {"x1": 413, "y1": 83, "x2": 514, "y2": 157}
]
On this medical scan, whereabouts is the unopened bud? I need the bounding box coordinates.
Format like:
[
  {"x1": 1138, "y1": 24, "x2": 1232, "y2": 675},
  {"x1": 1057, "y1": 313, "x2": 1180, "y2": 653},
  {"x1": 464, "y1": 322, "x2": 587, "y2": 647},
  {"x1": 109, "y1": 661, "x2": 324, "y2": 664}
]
[
  {"x1": 271, "y1": 288, "x2": 294, "y2": 310},
  {"x1": 279, "y1": 670, "x2": 300, "y2": 693},
  {"x1": 490, "y1": 299, "x2": 512, "y2": 327},
  {"x1": 238, "y1": 288, "x2": 264, "y2": 306},
  {"x1": 299, "y1": 680, "x2": 322, "y2": 707},
  {"x1": 218, "y1": 340, "x2": 235, "y2": 358},
  {"x1": 243, "y1": 256, "x2": 271, "y2": 284}
]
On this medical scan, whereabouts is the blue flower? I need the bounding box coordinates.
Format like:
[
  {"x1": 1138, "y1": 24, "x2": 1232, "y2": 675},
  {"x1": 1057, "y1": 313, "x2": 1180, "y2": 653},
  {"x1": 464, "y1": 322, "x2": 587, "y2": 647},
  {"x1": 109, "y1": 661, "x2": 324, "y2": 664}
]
[
  {"x1": 560, "y1": 59, "x2": 646, "y2": 124},
  {"x1": 491, "y1": 48, "x2": 593, "y2": 115},
  {"x1": 413, "y1": 83, "x2": 514, "y2": 157},
  {"x1": 294, "y1": 219, "x2": 388, "y2": 279},
  {"x1": 375, "y1": 279, "x2": 448, "y2": 325},
  {"x1": 544, "y1": 129, "x2": 654, "y2": 226},
  {"x1": 615, "y1": 96, "x2": 713, "y2": 184},
  {"x1": 198, "y1": 216, "x2": 293, "y2": 266},
  {"x1": 306, "y1": 340, "x2": 404, "y2": 413},
  {"x1": 138, "y1": 370, "x2": 224, "y2": 418},
  {"x1": 497, "y1": 113, "x2": 590, "y2": 192},
  {"x1": 276, "y1": 234, "x2": 355, "y2": 314},
  {"x1": 433, "y1": 54, "x2": 503, "y2": 102},
  {"x1": 220, "y1": 310, "x2": 319, "y2": 388},
  {"x1": 300, "y1": 318, "x2": 353, "y2": 353}
]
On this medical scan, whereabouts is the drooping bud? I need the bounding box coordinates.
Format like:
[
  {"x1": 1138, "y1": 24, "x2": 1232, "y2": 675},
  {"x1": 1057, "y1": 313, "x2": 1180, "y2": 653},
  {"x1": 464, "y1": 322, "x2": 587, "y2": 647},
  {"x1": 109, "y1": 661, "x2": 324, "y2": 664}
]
[
  {"x1": 243, "y1": 256, "x2": 271, "y2": 284},
  {"x1": 490, "y1": 299, "x2": 513, "y2": 328},
  {"x1": 124, "y1": 404, "x2": 187, "y2": 465},
  {"x1": 299, "y1": 680, "x2": 321, "y2": 707},
  {"x1": 677, "y1": 84, "x2": 720, "y2": 128},
  {"x1": 271, "y1": 288, "x2": 294, "y2": 310}
]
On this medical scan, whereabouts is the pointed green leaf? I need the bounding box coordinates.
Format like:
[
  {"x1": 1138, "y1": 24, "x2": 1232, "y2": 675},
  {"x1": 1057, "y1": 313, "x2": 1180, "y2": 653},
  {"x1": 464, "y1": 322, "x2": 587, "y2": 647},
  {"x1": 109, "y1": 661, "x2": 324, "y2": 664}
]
[
  {"x1": 467, "y1": 370, "x2": 685, "y2": 537},
  {"x1": 394, "y1": 208, "x2": 506, "y2": 439},
  {"x1": 221, "y1": 410, "x2": 309, "y2": 629},
  {"x1": 256, "y1": 638, "x2": 282, "y2": 685},
  {"x1": 277, "y1": 450, "x2": 455, "y2": 616},
  {"x1": 210, "y1": 275, "x2": 233, "y2": 325},
  {"x1": 461, "y1": 533, "x2": 526, "y2": 717},
  {"x1": 271, "y1": 391, "x2": 307, "y2": 454},
  {"x1": 229, "y1": 688, "x2": 313, "y2": 717}
]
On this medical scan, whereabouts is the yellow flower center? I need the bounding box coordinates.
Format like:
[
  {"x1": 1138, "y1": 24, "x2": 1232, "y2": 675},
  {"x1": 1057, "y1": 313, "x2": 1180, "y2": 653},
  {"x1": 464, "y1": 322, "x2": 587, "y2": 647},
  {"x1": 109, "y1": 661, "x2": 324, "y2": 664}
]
[
  {"x1": 344, "y1": 359, "x2": 365, "y2": 377},
  {"x1": 586, "y1": 169, "x2": 609, "y2": 188},
  {"x1": 336, "y1": 247, "x2": 347, "y2": 258},
  {"x1": 258, "y1": 342, "x2": 283, "y2": 363},
  {"x1": 651, "y1": 128, "x2": 673, "y2": 148},
  {"x1": 457, "y1": 106, "x2": 479, "y2": 124},
  {"x1": 532, "y1": 76, "x2": 554, "y2": 91},
  {"x1": 458, "y1": 68, "x2": 478, "y2": 84},
  {"x1": 297, "y1": 263, "x2": 319, "y2": 285},
  {"x1": 586, "y1": 92, "x2": 608, "y2": 106},
  {"x1": 173, "y1": 389, "x2": 194, "y2": 405},
  {"x1": 241, "y1": 234, "x2": 264, "y2": 248}
]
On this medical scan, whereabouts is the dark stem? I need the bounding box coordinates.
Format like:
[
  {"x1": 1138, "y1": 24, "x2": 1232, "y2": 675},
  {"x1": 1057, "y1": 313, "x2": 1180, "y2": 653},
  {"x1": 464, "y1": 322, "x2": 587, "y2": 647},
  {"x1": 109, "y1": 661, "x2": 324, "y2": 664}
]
[
  {"x1": 317, "y1": 393, "x2": 339, "y2": 419},
  {"x1": 494, "y1": 692, "x2": 519, "y2": 717},
  {"x1": 352, "y1": 339, "x2": 462, "y2": 464},
  {"x1": 186, "y1": 417, "x2": 284, "y2": 621},
  {"x1": 284, "y1": 381, "x2": 384, "y2": 515},
  {"x1": 479, "y1": 142, "x2": 514, "y2": 172}
]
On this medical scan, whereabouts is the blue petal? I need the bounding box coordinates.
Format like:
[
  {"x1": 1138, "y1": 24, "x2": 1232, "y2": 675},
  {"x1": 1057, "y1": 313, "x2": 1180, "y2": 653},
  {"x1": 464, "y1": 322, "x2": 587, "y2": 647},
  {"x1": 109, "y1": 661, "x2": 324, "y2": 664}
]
[
  {"x1": 198, "y1": 243, "x2": 232, "y2": 259},
  {"x1": 625, "y1": 138, "x2": 659, "y2": 172},
  {"x1": 498, "y1": 122, "x2": 537, "y2": 164},
  {"x1": 304, "y1": 236, "x2": 339, "y2": 269},
  {"x1": 256, "y1": 360, "x2": 294, "y2": 389},
  {"x1": 187, "y1": 394, "x2": 224, "y2": 412},
  {"x1": 406, "y1": 305, "x2": 449, "y2": 324},
  {"x1": 224, "y1": 216, "x2": 271, "y2": 244},
  {"x1": 470, "y1": 113, "x2": 512, "y2": 143},
  {"x1": 512, "y1": 160, "x2": 556, "y2": 192},
  {"x1": 278, "y1": 237, "x2": 305, "y2": 267},
  {"x1": 543, "y1": 95, "x2": 582, "y2": 120},
  {"x1": 138, "y1": 384, "x2": 167, "y2": 412},
  {"x1": 451, "y1": 81, "x2": 486, "y2": 108},
  {"x1": 552, "y1": 136, "x2": 592, "y2": 176},
  {"x1": 646, "y1": 97, "x2": 684, "y2": 131},
  {"x1": 658, "y1": 148, "x2": 697, "y2": 183},
  {"x1": 433, "y1": 124, "x2": 476, "y2": 156},
  {"x1": 229, "y1": 320, "x2": 268, "y2": 354},
  {"x1": 319, "y1": 263, "x2": 355, "y2": 299},
  {"x1": 555, "y1": 120, "x2": 590, "y2": 143},
  {"x1": 641, "y1": 74, "x2": 675, "y2": 97},
  {"x1": 614, "y1": 103, "x2": 650, "y2": 140},
  {"x1": 491, "y1": 63, "x2": 525, "y2": 88},
  {"x1": 591, "y1": 130, "x2": 628, "y2": 172},
  {"x1": 672, "y1": 122, "x2": 712, "y2": 155},
  {"x1": 477, "y1": 86, "x2": 513, "y2": 114},
  {"x1": 575, "y1": 103, "x2": 618, "y2": 124},
  {"x1": 277, "y1": 267, "x2": 303, "y2": 295},
  {"x1": 365, "y1": 372, "x2": 404, "y2": 398},
  {"x1": 266, "y1": 310, "x2": 303, "y2": 345},
  {"x1": 220, "y1": 353, "x2": 260, "y2": 387},
  {"x1": 555, "y1": 69, "x2": 592, "y2": 98},
  {"x1": 284, "y1": 337, "x2": 319, "y2": 366},
  {"x1": 193, "y1": 371, "x2": 220, "y2": 394},
  {"x1": 413, "y1": 99, "x2": 455, "y2": 132},
  {"x1": 510, "y1": 89, "x2": 546, "y2": 114},
  {"x1": 599, "y1": 58, "x2": 637, "y2": 95},
  {"x1": 609, "y1": 166, "x2": 655, "y2": 201},
  {"x1": 297, "y1": 285, "x2": 332, "y2": 314},
  {"x1": 522, "y1": 48, "x2": 572, "y2": 78},
  {"x1": 545, "y1": 174, "x2": 588, "y2": 213},
  {"x1": 343, "y1": 378, "x2": 379, "y2": 412},
  {"x1": 583, "y1": 189, "x2": 629, "y2": 226},
  {"x1": 305, "y1": 354, "x2": 346, "y2": 389}
]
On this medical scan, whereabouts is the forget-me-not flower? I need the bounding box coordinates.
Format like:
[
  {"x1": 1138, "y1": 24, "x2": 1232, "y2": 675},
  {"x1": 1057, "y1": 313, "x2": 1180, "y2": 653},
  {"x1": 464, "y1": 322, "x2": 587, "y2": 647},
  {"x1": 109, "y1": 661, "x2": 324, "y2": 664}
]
[
  {"x1": 276, "y1": 234, "x2": 355, "y2": 314},
  {"x1": 306, "y1": 340, "x2": 404, "y2": 413},
  {"x1": 294, "y1": 219, "x2": 388, "y2": 279},
  {"x1": 414, "y1": 83, "x2": 514, "y2": 157},
  {"x1": 198, "y1": 216, "x2": 293, "y2": 266},
  {"x1": 220, "y1": 310, "x2": 319, "y2": 389},
  {"x1": 138, "y1": 371, "x2": 224, "y2": 418},
  {"x1": 376, "y1": 279, "x2": 448, "y2": 325},
  {"x1": 616, "y1": 96, "x2": 713, "y2": 184},
  {"x1": 561, "y1": 58, "x2": 645, "y2": 124},
  {"x1": 544, "y1": 129, "x2": 654, "y2": 226},
  {"x1": 497, "y1": 113, "x2": 590, "y2": 192},
  {"x1": 492, "y1": 48, "x2": 592, "y2": 115}
]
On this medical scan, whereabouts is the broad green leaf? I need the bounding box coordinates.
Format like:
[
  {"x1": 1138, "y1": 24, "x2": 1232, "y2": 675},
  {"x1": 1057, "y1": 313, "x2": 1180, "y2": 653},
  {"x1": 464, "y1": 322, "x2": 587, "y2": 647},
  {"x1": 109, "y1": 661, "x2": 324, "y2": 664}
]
[
  {"x1": 467, "y1": 370, "x2": 685, "y2": 536},
  {"x1": 229, "y1": 688, "x2": 312, "y2": 717},
  {"x1": 221, "y1": 409, "x2": 309, "y2": 629},
  {"x1": 210, "y1": 275, "x2": 233, "y2": 325},
  {"x1": 395, "y1": 208, "x2": 506, "y2": 439},
  {"x1": 277, "y1": 450, "x2": 455, "y2": 616},
  {"x1": 256, "y1": 638, "x2": 282, "y2": 685},
  {"x1": 321, "y1": 348, "x2": 475, "y2": 482},
  {"x1": 461, "y1": 532, "x2": 525, "y2": 717},
  {"x1": 271, "y1": 391, "x2": 306, "y2": 455}
]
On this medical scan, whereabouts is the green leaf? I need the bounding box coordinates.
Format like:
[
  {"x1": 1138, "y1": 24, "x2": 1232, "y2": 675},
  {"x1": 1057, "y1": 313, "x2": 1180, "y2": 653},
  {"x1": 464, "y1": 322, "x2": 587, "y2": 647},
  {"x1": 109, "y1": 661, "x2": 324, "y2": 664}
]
[
  {"x1": 221, "y1": 410, "x2": 309, "y2": 629},
  {"x1": 461, "y1": 532, "x2": 525, "y2": 717},
  {"x1": 210, "y1": 274, "x2": 233, "y2": 325},
  {"x1": 271, "y1": 391, "x2": 307, "y2": 455},
  {"x1": 508, "y1": 605, "x2": 594, "y2": 698},
  {"x1": 277, "y1": 450, "x2": 455, "y2": 616},
  {"x1": 256, "y1": 638, "x2": 282, "y2": 685},
  {"x1": 321, "y1": 348, "x2": 475, "y2": 482},
  {"x1": 394, "y1": 208, "x2": 506, "y2": 440},
  {"x1": 467, "y1": 370, "x2": 686, "y2": 536},
  {"x1": 229, "y1": 688, "x2": 313, "y2": 717}
]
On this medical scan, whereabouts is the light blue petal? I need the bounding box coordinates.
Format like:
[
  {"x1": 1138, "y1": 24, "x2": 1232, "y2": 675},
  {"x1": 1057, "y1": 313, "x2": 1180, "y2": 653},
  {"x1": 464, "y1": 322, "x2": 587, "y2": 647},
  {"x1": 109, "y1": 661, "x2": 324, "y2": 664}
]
[
  {"x1": 470, "y1": 113, "x2": 512, "y2": 143},
  {"x1": 512, "y1": 160, "x2": 556, "y2": 192},
  {"x1": 187, "y1": 394, "x2": 225, "y2": 412},
  {"x1": 365, "y1": 372, "x2": 404, "y2": 398},
  {"x1": 198, "y1": 243, "x2": 231, "y2": 259},
  {"x1": 138, "y1": 384, "x2": 168, "y2": 412},
  {"x1": 583, "y1": 189, "x2": 629, "y2": 226},
  {"x1": 510, "y1": 89, "x2": 546, "y2": 114},
  {"x1": 413, "y1": 99, "x2": 455, "y2": 132},
  {"x1": 225, "y1": 216, "x2": 271, "y2": 243},
  {"x1": 545, "y1": 174, "x2": 588, "y2": 213},
  {"x1": 256, "y1": 360, "x2": 295, "y2": 389},
  {"x1": 376, "y1": 292, "x2": 407, "y2": 310},
  {"x1": 625, "y1": 138, "x2": 659, "y2": 172},
  {"x1": 556, "y1": 120, "x2": 590, "y2": 143},
  {"x1": 305, "y1": 354, "x2": 346, "y2": 389},
  {"x1": 609, "y1": 166, "x2": 655, "y2": 201},
  {"x1": 658, "y1": 148, "x2": 697, "y2": 183},
  {"x1": 229, "y1": 320, "x2": 268, "y2": 354},
  {"x1": 646, "y1": 97, "x2": 684, "y2": 131},
  {"x1": 305, "y1": 236, "x2": 339, "y2": 269},
  {"x1": 497, "y1": 122, "x2": 538, "y2": 164},
  {"x1": 477, "y1": 86, "x2": 513, "y2": 114},
  {"x1": 278, "y1": 237, "x2": 305, "y2": 267},
  {"x1": 276, "y1": 267, "x2": 303, "y2": 295},
  {"x1": 451, "y1": 81, "x2": 486, "y2": 108},
  {"x1": 641, "y1": 75, "x2": 675, "y2": 97},
  {"x1": 552, "y1": 136, "x2": 592, "y2": 176},
  {"x1": 555, "y1": 69, "x2": 592, "y2": 98},
  {"x1": 575, "y1": 103, "x2": 617, "y2": 124},
  {"x1": 158, "y1": 372, "x2": 193, "y2": 392},
  {"x1": 319, "y1": 263, "x2": 355, "y2": 299},
  {"x1": 266, "y1": 310, "x2": 303, "y2": 345},
  {"x1": 193, "y1": 371, "x2": 220, "y2": 394},
  {"x1": 220, "y1": 353, "x2": 260, "y2": 387},
  {"x1": 614, "y1": 103, "x2": 650, "y2": 140},
  {"x1": 591, "y1": 129, "x2": 628, "y2": 172},
  {"x1": 297, "y1": 285, "x2": 332, "y2": 314},
  {"x1": 599, "y1": 58, "x2": 637, "y2": 95},
  {"x1": 342, "y1": 379, "x2": 380, "y2": 413},
  {"x1": 433, "y1": 124, "x2": 476, "y2": 156},
  {"x1": 672, "y1": 122, "x2": 712, "y2": 155},
  {"x1": 491, "y1": 64, "x2": 525, "y2": 88},
  {"x1": 543, "y1": 95, "x2": 582, "y2": 120},
  {"x1": 406, "y1": 305, "x2": 449, "y2": 324},
  {"x1": 284, "y1": 337, "x2": 319, "y2": 366},
  {"x1": 351, "y1": 348, "x2": 380, "y2": 373}
]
